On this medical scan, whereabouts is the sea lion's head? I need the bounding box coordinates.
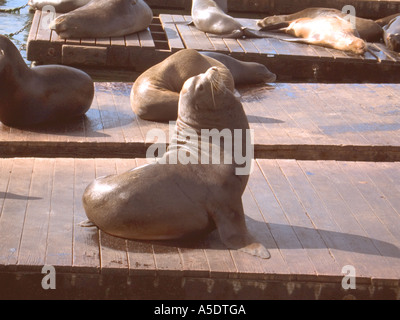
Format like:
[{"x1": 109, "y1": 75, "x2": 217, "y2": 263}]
[
  {"x1": 347, "y1": 37, "x2": 366, "y2": 55},
  {"x1": 177, "y1": 67, "x2": 242, "y2": 130}
]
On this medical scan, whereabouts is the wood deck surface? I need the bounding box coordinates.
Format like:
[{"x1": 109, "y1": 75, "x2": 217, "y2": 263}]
[
  {"x1": 0, "y1": 157, "x2": 399, "y2": 299},
  {"x1": 1, "y1": 82, "x2": 399, "y2": 161}
]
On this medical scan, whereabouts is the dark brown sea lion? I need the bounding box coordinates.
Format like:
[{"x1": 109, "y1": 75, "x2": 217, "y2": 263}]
[
  {"x1": 0, "y1": 35, "x2": 93, "y2": 128},
  {"x1": 50, "y1": 0, "x2": 153, "y2": 39},
  {"x1": 28, "y1": 0, "x2": 90, "y2": 13},
  {"x1": 82, "y1": 67, "x2": 270, "y2": 259},
  {"x1": 383, "y1": 16, "x2": 400, "y2": 52},
  {"x1": 257, "y1": 7, "x2": 383, "y2": 42}
]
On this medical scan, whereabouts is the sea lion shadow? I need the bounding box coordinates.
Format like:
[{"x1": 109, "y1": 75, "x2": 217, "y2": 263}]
[
  {"x1": 0, "y1": 191, "x2": 42, "y2": 201},
  {"x1": 122, "y1": 218, "x2": 400, "y2": 259}
]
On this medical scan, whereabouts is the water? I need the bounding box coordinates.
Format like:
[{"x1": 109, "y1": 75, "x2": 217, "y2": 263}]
[{"x1": 0, "y1": 0, "x2": 33, "y2": 63}]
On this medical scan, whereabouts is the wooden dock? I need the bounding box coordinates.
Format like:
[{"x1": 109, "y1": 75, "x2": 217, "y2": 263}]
[
  {"x1": 27, "y1": 10, "x2": 400, "y2": 83},
  {"x1": 1, "y1": 82, "x2": 400, "y2": 162},
  {"x1": 0, "y1": 82, "x2": 400, "y2": 299}
]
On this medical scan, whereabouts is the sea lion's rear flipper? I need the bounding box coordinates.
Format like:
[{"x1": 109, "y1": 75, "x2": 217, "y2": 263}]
[{"x1": 208, "y1": 201, "x2": 271, "y2": 259}]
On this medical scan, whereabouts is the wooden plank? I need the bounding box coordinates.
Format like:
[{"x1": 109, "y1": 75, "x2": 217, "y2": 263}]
[
  {"x1": 36, "y1": 9, "x2": 53, "y2": 42},
  {"x1": 62, "y1": 45, "x2": 108, "y2": 65},
  {"x1": 300, "y1": 160, "x2": 397, "y2": 280},
  {"x1": 27, "y1": 9, "x2": 41, "y2": 42},
  {"x1": 17, "y1": 159, "x2": 54, "y2": 271},
  {"x1": 319, "y1": 161, "x2": 400, "y2": 279},
  {"x1": 276, "y1": 159, "x2": 378, "y2": 280},
  {"x1": 257, "y1": 160, "x2": 340, "y2": 279},
  {"x1": 0, "y1": 159, "x2": 34, "y2": 269},
  {"x1": 72, "y1": 159, "x2": 100, "y2": 273},
  {"x1": 94, "y1": 83, "x2": 127, "y2": 143},
  {"x1": 183, "y1": 15, "x2": 215, "y2": 51},
  {"x1": 45, "y1": 158, "x2": 74, "y2": 272},
  {"x1": 159, "y1": 14, "x2": 185, "y2": 52},
  {"x1": 138, "y1": 28, "x2": 155, "y2": 49},
  {"x1": 110, "y1": 83, "x2": 144, "y2": 143},
  {"x1": 248, "y1": 162, "x2": 317, "y2": 279},
  {"x1": 95, "y1": 159, "x2": 129, "y2": 274},
  {"x1": 95, "y1": 37, "x2": 111, "y2": 47},
  {"x1": 173, "y1": 15, "x2": 202, "y2": 50}
]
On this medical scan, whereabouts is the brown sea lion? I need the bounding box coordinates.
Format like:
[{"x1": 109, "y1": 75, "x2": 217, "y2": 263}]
[
  {"x1": 0, "y1": 35, "x2": 93, "y2": 128},
  {"x1": 257, "y1": 7, "x2": 383, "y2": 42},
  {"x1": 383, "y1": 16, "x2": 400, "y2": 52},
  {"x1": 82, "y1": 67, "x2": 270, "y2": 259},
  {"x1": 50, "y1": 0, "x2": 153, "y2": 39}
]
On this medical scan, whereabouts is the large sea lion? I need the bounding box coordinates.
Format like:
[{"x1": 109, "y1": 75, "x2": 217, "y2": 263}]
[
  {"x1": 257, "y1": 7, "x2": 383, "y2": 42},
  {"x1": 82, "y1": 66, "x2": 270, "y2": 259},
  {"x1": 28, "y1": 0, "x2": 90, "y2": 13},
  {"x1": 260, "y1": 16, "x2": 367, "y2": 55},
  {"x1": 50, "y1": 0, "x2": 153, "y2": 39},
  {"x1": 383, "y1": 16, "x2": 400, "y2": 52},
  {"x1": 0, "y1": 35, "x2": 93, "y2": 128}
]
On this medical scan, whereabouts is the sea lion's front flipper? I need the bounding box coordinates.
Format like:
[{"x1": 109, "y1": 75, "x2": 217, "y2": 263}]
[
  {"x1": 208, "y1": 201, "x2": 271, "y2": 259},
  {"x1": 79, "y1": 219, "x2": 97, "y2": 228},
  {"x1": 259, "y1": 22, "x2": 290, "y2": 32}
]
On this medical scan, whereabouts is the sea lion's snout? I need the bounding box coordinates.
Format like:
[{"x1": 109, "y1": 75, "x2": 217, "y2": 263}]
[
  {"x1": 262, "y1": 71, "x2": 277, "y2": 83},
  {"x1": 351, "y1": 38, "x2": 367, "y2": 55}
]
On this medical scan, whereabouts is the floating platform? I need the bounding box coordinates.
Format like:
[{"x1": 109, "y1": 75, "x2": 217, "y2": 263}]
[
  {"x1": 27, "y1": 10, "x2": 400, "y2": 83},
  {"x1": 0, "y1": 157, "x2": 399, "y2": 299},
  {"x1": 1, "y1": 82, "x2": 400, "y2": 162}
]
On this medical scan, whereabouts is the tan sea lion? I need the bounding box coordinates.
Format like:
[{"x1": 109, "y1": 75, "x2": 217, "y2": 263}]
[
  {"x1": 257, "y1": 7, "x2": 383, "y2": 42},
  {"x1": 260, "y1": 16, "x2": 367, "y2": 55},
  {"x1": 28, "y1": 0, "x2": 90, "y2": 13},
  {"x1": 82, "y1": 66, "x2": 270, "y2": 259},
  {"x1": 383, "y1": 16, "x2": 400, "y2": 52},
  {"x1": 130, "y1": 49, "x2": 235, "y2": 122},
  {"x1": 0, "y1": 35, "x2": 93, "y2": 128},
  {"x1": 50, "y1": 0, "x2": 153, "y2": 39}
]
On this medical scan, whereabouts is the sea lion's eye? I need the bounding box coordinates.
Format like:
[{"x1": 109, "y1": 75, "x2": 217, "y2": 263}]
[{"x1": 198, "y1": 84, "x2": 204, "y2": 91}]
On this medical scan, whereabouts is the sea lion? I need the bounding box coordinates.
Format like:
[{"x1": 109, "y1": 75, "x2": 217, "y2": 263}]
[
  {"x1": 191, "y1": 0, "x2": 270, "y2": 38},
  {"x1": 131, "y1": 49, "x2": 276, "y2": 122},
  {"x1": 257, "y1": 7, "x2": 383, "y2": 42},
  {"x1": 260, "y1": 16, "x2": 367, "y2": 55},
  {"x1": 82, "y1": 66, "x2": 270, "y2": 259},
  {"x1": 130, "y1": 49, "x2": 235, "y2": 122},
  {"x1": 383, "y1": 16, "x2": 400, "y2": 52},
  {"x1": 0, "y1": 35, "x2": 93, "y2": 127},
  {"x1": 50, "y1": 0, "x2": 153, "y2": 39},
  {"x1": 28, "y1": 0, "x2": 90, "y2": 13},
  {"x1": 199, "y1": 51, "x2": 277, "y2": 84}
]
